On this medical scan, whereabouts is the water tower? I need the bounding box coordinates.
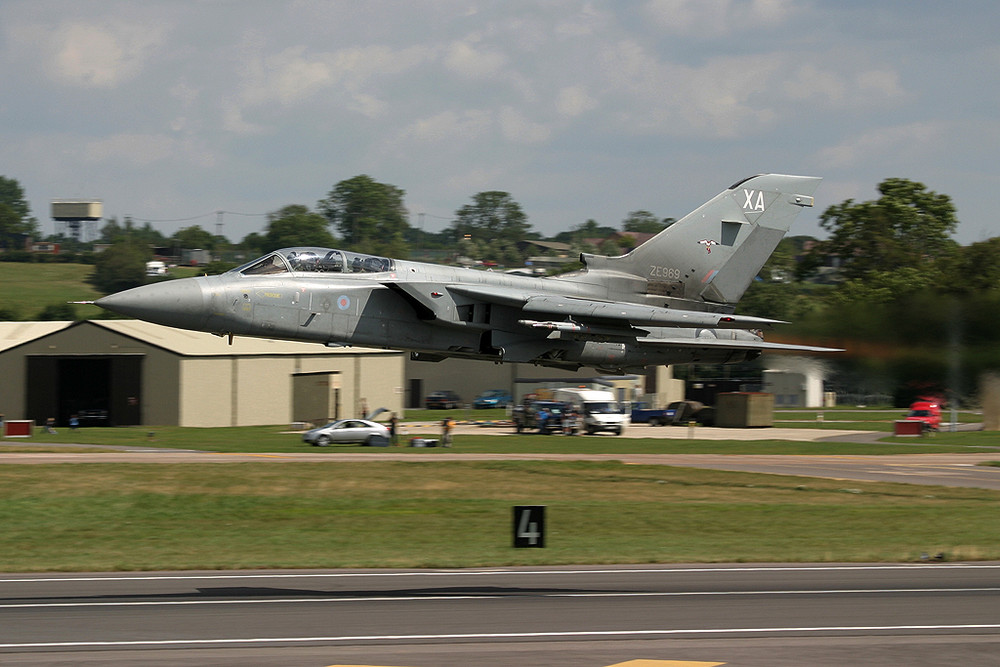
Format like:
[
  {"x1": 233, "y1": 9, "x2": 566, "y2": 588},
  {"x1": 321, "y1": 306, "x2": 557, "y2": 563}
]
[{"x1": 51, "y1": 199, "x2": 103, "y2": 242}]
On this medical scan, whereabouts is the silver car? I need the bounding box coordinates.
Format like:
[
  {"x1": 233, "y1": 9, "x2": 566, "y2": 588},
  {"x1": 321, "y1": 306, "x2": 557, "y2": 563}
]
[{"x1": 302, "y1": 419, "x2": 390, "y2": 446}]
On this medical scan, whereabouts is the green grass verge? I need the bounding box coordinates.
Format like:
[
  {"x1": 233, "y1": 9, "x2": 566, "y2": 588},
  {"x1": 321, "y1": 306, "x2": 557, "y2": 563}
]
[
  {"x1": 12, "y1": 423, "x2": 1000, "y2": 454},
  {"x1": 2, "y1": 461, "x2": 998, "y2": 572}
]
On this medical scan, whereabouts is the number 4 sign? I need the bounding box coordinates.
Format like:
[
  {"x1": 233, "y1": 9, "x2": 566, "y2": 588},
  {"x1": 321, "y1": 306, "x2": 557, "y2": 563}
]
[{"x1": 513, "y1": 505, "x2": 546, "y2": 548}]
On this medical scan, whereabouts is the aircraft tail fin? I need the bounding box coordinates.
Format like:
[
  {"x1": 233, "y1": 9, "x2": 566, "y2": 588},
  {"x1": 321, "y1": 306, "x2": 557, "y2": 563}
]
[{"x1": 582, "y1": 173, "x2": 821, "y2": 308}]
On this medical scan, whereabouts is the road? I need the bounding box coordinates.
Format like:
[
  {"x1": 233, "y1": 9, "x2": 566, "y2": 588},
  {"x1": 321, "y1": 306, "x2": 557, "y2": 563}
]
[
  {"x1": 2, "y1": 564, "x2": 999, "y2": 666},
  {"x1": 3, "y1": 448, "x2": 999, "y2": 490}
]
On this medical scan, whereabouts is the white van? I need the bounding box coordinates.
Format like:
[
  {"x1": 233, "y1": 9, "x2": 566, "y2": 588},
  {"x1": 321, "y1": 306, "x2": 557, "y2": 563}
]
[
  {"x1": 145, "y1": 260, "x2": 168, "y2": 276},
  {"x1": 552, "y1": 387, "x2": 629, "y2": 435}
]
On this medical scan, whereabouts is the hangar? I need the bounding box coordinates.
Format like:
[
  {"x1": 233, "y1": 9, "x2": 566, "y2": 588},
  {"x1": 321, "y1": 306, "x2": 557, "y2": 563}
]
[{"x1": 0, "y1": 320, "x2": 404, "y2": 428}]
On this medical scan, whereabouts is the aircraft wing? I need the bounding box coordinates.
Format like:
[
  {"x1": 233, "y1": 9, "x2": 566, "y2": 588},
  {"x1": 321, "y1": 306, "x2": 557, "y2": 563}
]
[{"x1": 447, "y1": 284, "x2": 785, "y2": 329}]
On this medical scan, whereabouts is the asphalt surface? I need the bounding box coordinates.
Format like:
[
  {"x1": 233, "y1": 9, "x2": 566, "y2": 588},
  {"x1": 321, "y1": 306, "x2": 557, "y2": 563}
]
[
  {"x1": 4, "y1": 422, "x2": 1000, "y2": 490},
  {"x1": 3, "y1": 564, "x2": 1000, "y2": 666}
]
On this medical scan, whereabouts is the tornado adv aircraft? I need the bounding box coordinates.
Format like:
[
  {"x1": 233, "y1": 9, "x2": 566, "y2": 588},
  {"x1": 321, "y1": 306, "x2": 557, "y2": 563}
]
[{"x1": 95, "y1": 174, "x2": 839, "y2": 373}]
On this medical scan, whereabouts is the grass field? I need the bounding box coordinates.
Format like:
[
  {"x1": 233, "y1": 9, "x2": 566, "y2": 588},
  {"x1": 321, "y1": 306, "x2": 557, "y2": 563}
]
[
  {"x1": 0, "y1": 262, "x2": 204, "y2": 319},
  {"x1": 0, "y1": 262, "x2": 99, "y2": 318},
  {"x1": 2, "y1": 460, "x2": 999, "y2": 572}
]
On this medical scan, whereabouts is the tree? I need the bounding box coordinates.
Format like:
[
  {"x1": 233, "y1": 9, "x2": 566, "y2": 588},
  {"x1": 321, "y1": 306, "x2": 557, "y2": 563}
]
[
  {"x1": 262, "y1": 205, "x2": 336, "y2": 253},
  {"x1": 802, "y1": 178, "x2": 958, "y2": 281},
  {"x1": 621, "y1": 210, "x2": 670, "y2": 234},
  {"x1": 938, "y1": 237, "x2": 1000, "y2": 294},
  {"x1": 317, "y1": 175, "x2": 409, "y2": 253},
  {"x1": 89, "y1": 241, "x2": 150, "y2": 294},
  {"x1": 238, "y1": 232, "x2": 267, "y2": 257},
  {"x1": 98, "y1": 217, "x2": 127, "y2": 243},
  {"x1": 98, "y1": 216, "x2": 166, "y2": 247},
  {"x1": 174, "y1": 225, "x2": 216, "y2": 251},
  {"x1": 450, "y1": 191, "x2": 531, "y2": 245},
  {"x1": 0, "y1": 176, "x2": 30, "y2": 220},
  {"x1": 0, "y1": 176, "x2": 39, "y2": 249}
]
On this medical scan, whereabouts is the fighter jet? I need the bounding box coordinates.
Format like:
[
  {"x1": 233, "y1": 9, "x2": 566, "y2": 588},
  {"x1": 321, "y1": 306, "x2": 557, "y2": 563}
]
[{"x1": 94, "y1": 174, "x2": 838, "y2": 373}]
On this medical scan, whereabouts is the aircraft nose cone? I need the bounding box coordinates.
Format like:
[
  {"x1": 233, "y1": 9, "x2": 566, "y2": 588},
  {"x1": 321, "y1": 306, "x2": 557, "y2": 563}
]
[{"x1": 95, "y1": 278, "x2": 208, "y2": 330}]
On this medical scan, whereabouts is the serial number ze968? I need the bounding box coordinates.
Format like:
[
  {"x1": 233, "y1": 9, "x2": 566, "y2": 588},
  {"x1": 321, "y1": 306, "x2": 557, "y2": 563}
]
[{"x1": 649, "y1": 265, "x2": 681, "y2": 280}]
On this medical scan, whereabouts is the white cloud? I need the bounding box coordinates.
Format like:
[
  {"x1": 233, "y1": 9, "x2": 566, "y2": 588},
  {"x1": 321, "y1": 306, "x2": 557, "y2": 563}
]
[
  {"x1": 498, "y1": 107, "x2": 551, "y2": 144},
  {"x1": 444, "y1": 37, "x2": 507, "y2": 78},
  {"x1": 554, "y1": 3, "x2": 609, "y2": 37},
  {"x1": 41, "y1": 19, "x2": 167, "y2": 88},
  {"x1": 81, "y1": 133, "x2": 217, "y2": 169},
  {"x1": 84, "y1": 134, "x2": 177, "y2": 165},
  {"x1": 396, "y1": 110, "x2": 493, "y2": 144},
  {"x1": 556, "y1": 85, "x2": 598, "y2": 117},
  {"x1": 232, "y1": 43, "x2": 435, "y2": 123},
  {"x1": 221, "y1": 104, "x2": 265, "y2": 135},
  {"x1": 855, "y1": 69, "x2": 905, "y2": 101},
  {"x1": 816, "y1": 122, "x2": 948, "y2": 169},
  {"x1": 642, "y1": 0, "x2": 799, "y2": 38}
]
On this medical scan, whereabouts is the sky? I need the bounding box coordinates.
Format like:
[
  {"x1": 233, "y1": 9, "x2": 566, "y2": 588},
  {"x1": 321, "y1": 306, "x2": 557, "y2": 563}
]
[{"x1": 2, "y1": 0, "x2": 999, "y2": 245}]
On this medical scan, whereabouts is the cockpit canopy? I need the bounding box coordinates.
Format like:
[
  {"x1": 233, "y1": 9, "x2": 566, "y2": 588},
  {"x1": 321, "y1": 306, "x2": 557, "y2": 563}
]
[{"x1": 235, "y1": 247, "x2": 395, "y2": 276}]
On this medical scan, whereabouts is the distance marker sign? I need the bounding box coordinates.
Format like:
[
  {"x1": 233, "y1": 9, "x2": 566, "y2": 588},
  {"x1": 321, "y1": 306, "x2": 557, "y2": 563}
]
[{"x1": 513, "y1": 505, "x2": 545, "y2": 548}]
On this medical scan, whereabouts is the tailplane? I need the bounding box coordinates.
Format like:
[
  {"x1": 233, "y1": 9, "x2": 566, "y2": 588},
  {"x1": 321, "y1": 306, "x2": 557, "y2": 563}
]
[{"x1": 582, "y1": 173, "x2": 821, "y2": 308}]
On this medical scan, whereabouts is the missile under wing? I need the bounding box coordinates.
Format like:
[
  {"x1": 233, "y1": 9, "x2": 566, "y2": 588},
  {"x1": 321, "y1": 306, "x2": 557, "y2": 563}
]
[{"x1": 95, "y1": 174, "x2": 839, "y2": 373}]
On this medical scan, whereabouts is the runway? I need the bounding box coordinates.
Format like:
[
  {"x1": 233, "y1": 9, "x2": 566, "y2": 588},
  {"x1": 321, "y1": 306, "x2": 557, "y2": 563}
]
[{"x1": 2, "y1": 564, "x2": 999, "y2": 665}]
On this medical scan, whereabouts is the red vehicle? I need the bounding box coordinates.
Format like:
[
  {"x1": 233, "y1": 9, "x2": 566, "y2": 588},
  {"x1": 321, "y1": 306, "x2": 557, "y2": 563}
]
[{"x1": 904, "y1": 400, "x2": 942, "y2": 432}]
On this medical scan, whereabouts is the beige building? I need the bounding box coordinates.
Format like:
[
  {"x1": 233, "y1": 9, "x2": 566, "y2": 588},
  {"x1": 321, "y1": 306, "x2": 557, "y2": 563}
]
[
  {"x1": 0, "y1": 320, "x2": 684, "y2": 428},
  {"x1": 0, "y1": 320, "x2": 404, "y2": 428}
]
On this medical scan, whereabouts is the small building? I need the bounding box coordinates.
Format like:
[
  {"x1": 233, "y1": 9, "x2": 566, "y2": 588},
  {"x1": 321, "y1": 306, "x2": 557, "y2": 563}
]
[
  {"x1": 0, "y1": 320, "x2": 403, "y2": 427},
  {"x1": 762, "y1": 369, "x2": 825, "y2": 408}
]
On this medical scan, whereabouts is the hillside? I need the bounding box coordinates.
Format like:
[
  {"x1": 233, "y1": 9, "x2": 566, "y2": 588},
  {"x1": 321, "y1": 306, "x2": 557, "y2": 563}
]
[{"x1": 0, "y1": 262, "x2": 102, "y2": 320}]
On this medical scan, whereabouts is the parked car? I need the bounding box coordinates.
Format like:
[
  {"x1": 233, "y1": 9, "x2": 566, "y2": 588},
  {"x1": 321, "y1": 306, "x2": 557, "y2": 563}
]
[
  {"x1": 473, "y1": 389, "x2": 512, "y2": 409},
  {"x1": 302, "y1": 419, "x2": 390, "y2": 446},
  {"x1": 512, "y1": 400, "x2": 570, "y2": 434},
  {"x1": 425, "y1": 390, "x2": 462, "y2": 409}
]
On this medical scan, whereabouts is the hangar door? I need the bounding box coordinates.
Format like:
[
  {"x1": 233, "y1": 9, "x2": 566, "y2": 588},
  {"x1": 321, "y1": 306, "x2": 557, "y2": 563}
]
[{"x1": 26, "y1": 355, "x2": 143, "y2": 427}]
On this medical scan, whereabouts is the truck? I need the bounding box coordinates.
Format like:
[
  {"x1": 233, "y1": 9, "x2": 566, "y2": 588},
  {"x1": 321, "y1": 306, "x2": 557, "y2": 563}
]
[
  {"x1": 903, "y1": 400, "x2": 942, "y2": 432},
  {"x1": 552, "y1": 387, "x2": 629, "y2": 435},
  {"x1": 630, "y1": 402, "x2": 675, "y2": 426},
  {"x1": 631, "y1": 400, "x2": 712, "y2": 426}
]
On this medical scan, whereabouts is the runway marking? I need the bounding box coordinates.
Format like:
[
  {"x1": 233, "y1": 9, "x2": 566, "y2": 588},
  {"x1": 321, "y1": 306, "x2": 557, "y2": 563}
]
[
  {"x1": 3, "y1": 563, "x2": 1000, "y2": 584},
  {"x1": 4, "y1": 587, "x2": 999, "y2": 609},
  {"x1": 322, "y1": 662, "x2": 724, "y2": 667},
  {"x1": 2, "y1": 625, "x2": 999, "y2": 650},
  {"x1": 608, "y1": 662, "x2": 725, "y2": 667}
]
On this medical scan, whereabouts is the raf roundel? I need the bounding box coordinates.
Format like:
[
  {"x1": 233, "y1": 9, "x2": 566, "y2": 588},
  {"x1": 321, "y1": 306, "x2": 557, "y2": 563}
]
[{"x1": 337, "y1": 295, "x2": 351, "y2": 310}]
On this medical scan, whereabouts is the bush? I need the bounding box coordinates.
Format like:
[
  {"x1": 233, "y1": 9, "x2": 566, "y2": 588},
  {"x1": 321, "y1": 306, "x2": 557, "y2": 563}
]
[
  {"x1": 36, "y1": 303, "x2": 78, "y2": 321},
  {"x1": 0, "y1": 250, "x2": 35, "y2": 263}
]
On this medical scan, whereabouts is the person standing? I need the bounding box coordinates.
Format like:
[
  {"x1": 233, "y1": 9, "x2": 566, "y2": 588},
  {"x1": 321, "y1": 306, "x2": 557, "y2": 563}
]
[
  {"x1": 389, "y1": 412, "x2": 399, "y2": 446},
  {"x1": 537, "y1": 407, "x2": 549, "y2": 434},
  {"x1": 441, "y1": 416, "x2": 453, "y2": 447}
]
